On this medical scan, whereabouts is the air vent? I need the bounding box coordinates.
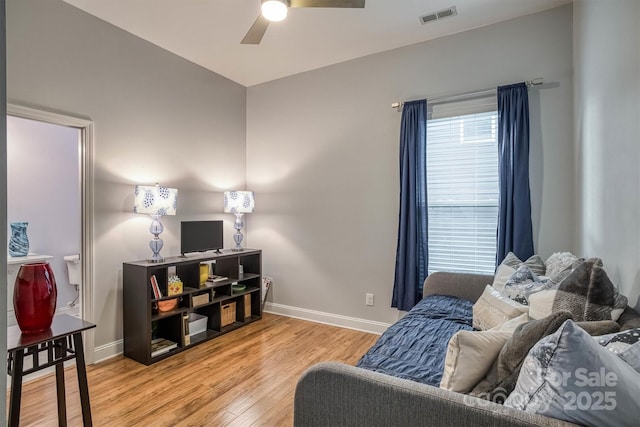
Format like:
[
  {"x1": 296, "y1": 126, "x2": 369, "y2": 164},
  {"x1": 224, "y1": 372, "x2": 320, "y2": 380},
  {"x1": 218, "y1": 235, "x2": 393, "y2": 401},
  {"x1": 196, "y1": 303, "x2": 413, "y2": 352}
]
[{"x1": 420, "y1": 6, "x2": 457, "y2": 25}]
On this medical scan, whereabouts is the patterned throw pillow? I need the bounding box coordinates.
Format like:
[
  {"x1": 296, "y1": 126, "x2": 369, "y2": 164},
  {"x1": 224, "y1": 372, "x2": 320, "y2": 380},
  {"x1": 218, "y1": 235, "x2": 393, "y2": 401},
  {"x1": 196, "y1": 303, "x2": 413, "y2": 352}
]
[
  {"x1": 501, "y1": 252, "x2": 547, "y2": 276},
  {"x1": 472, "y1": 285, "x2": 529, "y2": 331},
  {"x1": 544, "y1": 251, "x2": 582, "y2": 278},
  {"x1": 505, "y1": 320, "x2": 640, "y2": 426},
  {"x1": 503, "y1": 265, "x2": 555, "y2": 305},
  {"x1": 595, "y1": 328, "x2": 640, "y2": 372}
]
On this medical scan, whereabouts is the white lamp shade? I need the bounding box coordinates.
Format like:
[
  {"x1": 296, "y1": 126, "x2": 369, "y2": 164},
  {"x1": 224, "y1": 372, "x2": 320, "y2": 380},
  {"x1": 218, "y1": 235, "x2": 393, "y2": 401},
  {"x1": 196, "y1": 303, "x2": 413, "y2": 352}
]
[
  {"x1": 261, "y1": 0, "x2": 288, "y2": 21},
  {"x1": 134, "y1": 185, "x2": 178, "y2": 216},
  {"x1": 224, "y1": 191, "x2": 255, "y2": 213}
]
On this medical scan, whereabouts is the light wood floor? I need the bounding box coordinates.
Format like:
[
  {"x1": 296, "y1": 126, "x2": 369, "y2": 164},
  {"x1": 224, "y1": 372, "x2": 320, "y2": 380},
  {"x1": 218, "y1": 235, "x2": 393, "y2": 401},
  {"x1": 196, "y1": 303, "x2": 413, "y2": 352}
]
[{"x1": 9, "y1": 313, "x2": 379, "y2": 426}]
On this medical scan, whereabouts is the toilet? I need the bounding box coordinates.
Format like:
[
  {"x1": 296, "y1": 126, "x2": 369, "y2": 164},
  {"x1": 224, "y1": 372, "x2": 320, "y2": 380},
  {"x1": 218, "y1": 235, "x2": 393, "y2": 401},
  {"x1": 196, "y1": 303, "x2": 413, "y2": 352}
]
[{"x1": 64, "y1": 254, "x2": 81, "y2": 287}]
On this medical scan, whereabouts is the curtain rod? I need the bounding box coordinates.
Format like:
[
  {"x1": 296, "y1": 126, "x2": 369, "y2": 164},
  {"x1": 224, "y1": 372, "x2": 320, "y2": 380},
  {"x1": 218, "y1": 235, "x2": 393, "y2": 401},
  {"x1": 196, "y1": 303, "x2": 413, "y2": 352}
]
[{"x1": 391, "y1": 78, "x2": 544, "y2": 111}]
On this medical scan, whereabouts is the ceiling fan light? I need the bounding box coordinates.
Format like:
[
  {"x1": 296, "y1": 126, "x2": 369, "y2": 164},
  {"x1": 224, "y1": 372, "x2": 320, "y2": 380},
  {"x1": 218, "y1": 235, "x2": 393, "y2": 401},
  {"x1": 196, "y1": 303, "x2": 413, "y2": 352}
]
[{"x1": 261, "y1": 0, "x2": 288, "y2": 22}]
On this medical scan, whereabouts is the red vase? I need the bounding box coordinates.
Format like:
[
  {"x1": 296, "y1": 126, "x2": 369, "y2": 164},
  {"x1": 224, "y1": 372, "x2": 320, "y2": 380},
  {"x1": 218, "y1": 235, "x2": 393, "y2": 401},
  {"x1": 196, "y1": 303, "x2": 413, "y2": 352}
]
[{"x1": 14, "y1": 262, "x2": 58, "y2": 334}]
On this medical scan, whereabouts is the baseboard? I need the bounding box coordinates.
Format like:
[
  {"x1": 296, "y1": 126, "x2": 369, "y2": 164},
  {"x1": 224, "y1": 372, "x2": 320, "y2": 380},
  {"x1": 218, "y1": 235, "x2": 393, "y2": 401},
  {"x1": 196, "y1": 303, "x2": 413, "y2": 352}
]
[
  {"x1": 264, "y1": 302, "x2": 390, "y2": 335},
  {"x1": 93, "y1": 339, "x2": 123, "y2": 364},
  {"x1": 75, "y1": 305, "x2": 388, "y2": 367}
]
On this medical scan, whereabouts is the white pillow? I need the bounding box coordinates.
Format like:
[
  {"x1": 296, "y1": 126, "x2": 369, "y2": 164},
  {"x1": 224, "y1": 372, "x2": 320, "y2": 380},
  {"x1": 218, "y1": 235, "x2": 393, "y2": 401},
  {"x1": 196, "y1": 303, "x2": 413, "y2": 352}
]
[
  {"x1": 527, "y1": 289, "x2": 558, "y2": 320},
  {"x1": 492, "y1": 263, "x2": 516, "y2": 292},
  {"x1": 472, "y1": 285, "x2": 529, "y2": 331},
  {"x1": 440, "y1": 330, "x2": 512, "y2": 393},
  {"x1": 490, "y1": 312, "x2": 530, "y2": 333}
]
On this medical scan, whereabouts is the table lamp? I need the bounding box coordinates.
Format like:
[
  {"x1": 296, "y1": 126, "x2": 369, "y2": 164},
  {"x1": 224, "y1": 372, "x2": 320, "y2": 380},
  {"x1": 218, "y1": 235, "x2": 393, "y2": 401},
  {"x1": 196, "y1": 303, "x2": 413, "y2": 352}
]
[
  {"x1": 223, "y1": 191, "x2": 255, "y2": 251},
  {"x1": 134, "y1": 184, "x2": 178, "y2": 262}
]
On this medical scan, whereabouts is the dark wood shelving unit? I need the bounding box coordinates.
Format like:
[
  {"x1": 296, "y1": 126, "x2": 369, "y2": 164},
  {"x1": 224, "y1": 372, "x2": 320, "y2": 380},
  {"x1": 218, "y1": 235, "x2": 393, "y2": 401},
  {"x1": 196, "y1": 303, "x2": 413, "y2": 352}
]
[{"x1": 123, "y1": 249, "x2": 262, "y2": 365}]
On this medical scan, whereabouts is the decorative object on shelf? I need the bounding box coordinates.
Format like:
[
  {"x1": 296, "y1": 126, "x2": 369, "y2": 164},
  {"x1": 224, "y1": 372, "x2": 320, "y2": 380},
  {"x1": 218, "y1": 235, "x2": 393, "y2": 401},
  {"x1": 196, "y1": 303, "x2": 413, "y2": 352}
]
[
  {"x1": 134, "y1": 183, "x2": 178, "y2": 263},
  {"x1": 167, "y1": 275, "x2": 183, "y2": 296},
  {"x1": 231, "y1": 283, "x2": 247, "y2": 294},
  {"x1": 157, "y1": 298, "x2": 178, "y2": 312},
  {"x1": 223, "y1": 190, "x2": 255, "y2": 251},
  {"x1": 8, "y1": 221, "x2": 29, "y2": 257},
  {"x1": 13, "y1": 262, "x2": 57, "y2": 334},
  {"x1": 200, "y1": 263, "x2": 209, "y2": 285}
]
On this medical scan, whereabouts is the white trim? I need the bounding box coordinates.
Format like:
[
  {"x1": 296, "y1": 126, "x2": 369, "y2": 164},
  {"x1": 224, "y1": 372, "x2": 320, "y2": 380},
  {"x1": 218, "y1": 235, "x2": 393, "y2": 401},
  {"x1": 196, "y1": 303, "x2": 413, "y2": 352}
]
[
  {"x1": 264, "y1": 302, "x2": 389, "y2": 335},
  {"x1": 7, "y1": 104, "x2": 96, "y2": 364},
  {"x1": 93, "y1": 339, "x2": 124, "y2": 364}
]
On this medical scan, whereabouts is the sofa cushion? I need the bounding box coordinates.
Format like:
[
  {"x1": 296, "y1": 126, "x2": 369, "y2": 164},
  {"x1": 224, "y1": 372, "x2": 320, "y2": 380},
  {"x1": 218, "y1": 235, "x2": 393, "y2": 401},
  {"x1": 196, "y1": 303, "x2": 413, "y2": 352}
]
[
  {"x1": 440, "y1": 330, "x2": 511, "y2": 393},
  {"x1": 440, "y1": 314, "x2": 529, "y2": 393},
  {"x1": 505, "y1": 320, "x2": 640, "y2": 427},
  {"x1": 470, "y1": 311, "x2": 572, "y2": 403},
  {"x1": 492, "y1": 252, "x2": 546, "y2": 291},
  {"x1": 472, "y1": 285, "x2": 528, "y2": 331},
  {"x1": 501, "y1": 252, "x2": 546, "y2": 276},
  {"x1": 544, "y1": 251, "x2": 581, "y2": 278},
  {"x1": 502, "y1": 265, "x2": 557, "y2": 305},
  {"x1": 356, "y1": 295, "x2": 473, "y2": 386},
  {"x1": 528, "y1": 258, "x2": 627, "y2": 322},
  {"x1": 595, "y1": 327, "x2": 640, "y2": 372}
]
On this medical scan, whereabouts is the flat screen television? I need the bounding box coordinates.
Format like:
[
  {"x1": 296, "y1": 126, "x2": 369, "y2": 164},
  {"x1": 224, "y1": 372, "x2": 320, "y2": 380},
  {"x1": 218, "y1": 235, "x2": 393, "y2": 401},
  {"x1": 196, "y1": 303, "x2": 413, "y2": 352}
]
[{"x1": 180, "y1": 220, "x2": 223, "y2": 255}]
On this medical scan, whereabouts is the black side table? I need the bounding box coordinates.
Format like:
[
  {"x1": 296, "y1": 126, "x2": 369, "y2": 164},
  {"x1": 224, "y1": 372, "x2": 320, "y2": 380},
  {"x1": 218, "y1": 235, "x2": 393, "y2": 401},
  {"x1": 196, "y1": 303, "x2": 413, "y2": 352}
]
[{"x1": 7, "y1": 314, "x2": 96, "y2": 427}]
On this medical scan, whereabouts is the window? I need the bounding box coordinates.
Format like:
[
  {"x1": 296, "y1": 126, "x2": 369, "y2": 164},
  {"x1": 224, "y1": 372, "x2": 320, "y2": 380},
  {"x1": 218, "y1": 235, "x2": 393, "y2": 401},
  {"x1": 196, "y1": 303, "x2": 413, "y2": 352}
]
[{"x1": 426, "y1": 98, "x2": 498, "y2": 275}]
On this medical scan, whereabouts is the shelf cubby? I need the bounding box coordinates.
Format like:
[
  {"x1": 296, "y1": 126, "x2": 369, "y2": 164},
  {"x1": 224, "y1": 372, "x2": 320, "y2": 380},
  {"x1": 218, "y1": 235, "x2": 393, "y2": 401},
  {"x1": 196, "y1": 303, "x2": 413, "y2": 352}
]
[{"x1": 123, "y1": 249, "x2": 262, "y2": 365}]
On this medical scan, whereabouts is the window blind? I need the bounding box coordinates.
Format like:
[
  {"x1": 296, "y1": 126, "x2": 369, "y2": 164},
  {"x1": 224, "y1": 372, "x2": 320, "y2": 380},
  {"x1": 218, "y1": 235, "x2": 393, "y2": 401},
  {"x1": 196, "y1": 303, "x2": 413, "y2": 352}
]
[{"x1": 426, "y1": 100, "x2": 498, "y2": 275}]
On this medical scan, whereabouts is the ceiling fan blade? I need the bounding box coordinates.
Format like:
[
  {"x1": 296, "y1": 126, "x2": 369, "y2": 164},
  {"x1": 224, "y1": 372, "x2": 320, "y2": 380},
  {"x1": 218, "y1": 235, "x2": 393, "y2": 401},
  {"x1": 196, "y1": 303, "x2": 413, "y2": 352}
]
[
  {"x1": 241, "y1": 14, "x2": 270, "y2": 45},
  {"x1": 289, "y1": 0, "x2": 365, "y2": 7}
]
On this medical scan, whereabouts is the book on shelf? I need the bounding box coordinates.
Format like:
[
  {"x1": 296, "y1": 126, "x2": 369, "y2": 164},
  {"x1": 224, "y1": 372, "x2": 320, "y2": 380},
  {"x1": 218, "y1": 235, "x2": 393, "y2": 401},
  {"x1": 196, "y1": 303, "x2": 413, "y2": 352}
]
[
  {"x1": 150, "y1": 275, "x2": 162, "y2": 299},
  {"x1": 151, "y1": 338, "x2": 177, "y2": 357},
  {"x1": 182, "y1": 313, "x2": 190, "y2": 346},
  {"x1": 207, "y1": 274, "x2": 228, "y2": 283}
]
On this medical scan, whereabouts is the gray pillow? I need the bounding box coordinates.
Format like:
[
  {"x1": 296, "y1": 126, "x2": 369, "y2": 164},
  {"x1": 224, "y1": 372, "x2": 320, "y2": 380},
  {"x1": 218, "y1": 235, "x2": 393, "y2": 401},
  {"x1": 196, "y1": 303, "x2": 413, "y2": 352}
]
[
  {"x1": 595, "y1": 327, "x2": 640, "y2": 373},
  {"x1": 505, "y1": 320, "x2": 640, "y2": 426},
  {"x1": 501, "y1": 252, "x2": 546, "y2": 276}
]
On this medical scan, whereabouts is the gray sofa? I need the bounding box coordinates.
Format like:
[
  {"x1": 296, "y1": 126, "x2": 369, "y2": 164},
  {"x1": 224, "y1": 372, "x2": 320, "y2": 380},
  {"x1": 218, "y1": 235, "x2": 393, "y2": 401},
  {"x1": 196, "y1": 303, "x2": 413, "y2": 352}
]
[{"x1": 294, "y1": 272, "x2": 640, "y2": 427}]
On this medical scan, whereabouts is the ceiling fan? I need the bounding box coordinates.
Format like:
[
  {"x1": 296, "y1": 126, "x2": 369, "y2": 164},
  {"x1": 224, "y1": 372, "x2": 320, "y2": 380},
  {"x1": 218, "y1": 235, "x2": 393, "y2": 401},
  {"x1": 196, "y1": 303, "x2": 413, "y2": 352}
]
[{"x1": 242, "y1": 0, "x2": 365, "y2": 45}]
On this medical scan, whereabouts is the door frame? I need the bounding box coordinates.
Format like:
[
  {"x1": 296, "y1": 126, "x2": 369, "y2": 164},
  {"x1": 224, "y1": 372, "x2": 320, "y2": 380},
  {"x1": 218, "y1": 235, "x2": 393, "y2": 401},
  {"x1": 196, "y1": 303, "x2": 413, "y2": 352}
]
[{"x1": 7, "y1": 103, "x2": 95, "y2": 363}]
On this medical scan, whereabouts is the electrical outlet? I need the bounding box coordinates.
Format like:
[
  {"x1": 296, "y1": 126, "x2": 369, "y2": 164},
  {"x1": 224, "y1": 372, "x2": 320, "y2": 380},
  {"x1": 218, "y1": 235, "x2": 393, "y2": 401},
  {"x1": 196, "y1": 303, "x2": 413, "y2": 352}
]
[{"x1": 366, "y1": 293, "x2": 374, "y2": 306}]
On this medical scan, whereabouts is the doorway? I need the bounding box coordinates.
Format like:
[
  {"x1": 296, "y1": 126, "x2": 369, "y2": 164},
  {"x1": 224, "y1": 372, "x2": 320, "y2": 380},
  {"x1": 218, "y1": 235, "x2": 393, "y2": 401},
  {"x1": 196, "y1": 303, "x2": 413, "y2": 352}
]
[{"x1": 6, "y1": 104, "x2": 95, "y2": 362}]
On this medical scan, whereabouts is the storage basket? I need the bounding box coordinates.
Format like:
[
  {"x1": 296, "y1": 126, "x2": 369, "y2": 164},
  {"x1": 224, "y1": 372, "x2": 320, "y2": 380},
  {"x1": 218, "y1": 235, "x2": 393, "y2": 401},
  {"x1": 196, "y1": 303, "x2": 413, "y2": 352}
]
[
  {"x1": 188, "y1": 313, "x2": 207, "y2": 336},
  {"x1": 193, "y1": 293, "x2": 209, "y2": 307},
  {"x1": 244, "y1": 294, "x2": 252, "y2": 319},
  {"x1": 221, "y1": 302, "x2": 236, "y2": 327}
]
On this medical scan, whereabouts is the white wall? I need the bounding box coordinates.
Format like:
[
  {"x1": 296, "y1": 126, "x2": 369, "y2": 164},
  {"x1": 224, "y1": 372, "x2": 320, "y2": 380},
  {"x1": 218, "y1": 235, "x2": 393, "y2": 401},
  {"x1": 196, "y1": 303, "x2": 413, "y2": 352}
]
[
  {"x1": 247, "y1": 5, "x2": 574, "y2": 325},
  {"x1": 7, "y1": 0, "x2": 247, "y2": 354},
  {"x1": 7, "y1": 115, "x2": 80, "y2": 311},
  {"x1": 573, "y1": 0, "x2": 640, "y2": 308}
]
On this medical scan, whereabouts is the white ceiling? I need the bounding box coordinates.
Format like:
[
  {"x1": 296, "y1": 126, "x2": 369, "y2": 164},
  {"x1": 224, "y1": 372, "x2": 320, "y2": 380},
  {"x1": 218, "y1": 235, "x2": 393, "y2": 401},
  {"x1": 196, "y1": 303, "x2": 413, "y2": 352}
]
[{"x1": 62, "y1": 0, "x2": 570, "y2": 87}]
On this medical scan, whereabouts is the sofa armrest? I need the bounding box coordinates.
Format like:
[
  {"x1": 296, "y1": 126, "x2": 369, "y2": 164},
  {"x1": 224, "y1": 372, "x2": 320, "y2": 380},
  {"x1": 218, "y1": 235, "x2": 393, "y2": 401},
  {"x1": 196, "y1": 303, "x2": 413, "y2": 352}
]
[
  {"x1": 422, "y1": 271, "x2": 493, "y2": 303},
  {"x1": 294, "y1": 362, "x2": 578, "y2": 427}
]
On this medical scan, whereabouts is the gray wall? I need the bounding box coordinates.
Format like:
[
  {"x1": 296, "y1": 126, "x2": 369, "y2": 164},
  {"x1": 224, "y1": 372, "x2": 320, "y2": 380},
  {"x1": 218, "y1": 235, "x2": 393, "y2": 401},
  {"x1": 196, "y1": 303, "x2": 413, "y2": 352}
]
[
  {"x1": 7, "y1": 0, "x2": 247, "y2": 351},
  {"x1": 247, "y1": 6, "x2": 574, "y2": 324},
  {"x1": 573, "y1": 0, "x2": 640, "y2": 308}
]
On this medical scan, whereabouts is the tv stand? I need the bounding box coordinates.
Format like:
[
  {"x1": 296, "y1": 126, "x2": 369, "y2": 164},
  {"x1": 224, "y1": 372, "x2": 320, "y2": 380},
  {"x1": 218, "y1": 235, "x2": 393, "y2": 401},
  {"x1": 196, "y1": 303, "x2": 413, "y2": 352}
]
[
  {"x1": 123, "y1": 249, "x2": 262, "y2": 365},
  {"x1": 215, "y1": 249, "x2": 222, "y2": 254}
]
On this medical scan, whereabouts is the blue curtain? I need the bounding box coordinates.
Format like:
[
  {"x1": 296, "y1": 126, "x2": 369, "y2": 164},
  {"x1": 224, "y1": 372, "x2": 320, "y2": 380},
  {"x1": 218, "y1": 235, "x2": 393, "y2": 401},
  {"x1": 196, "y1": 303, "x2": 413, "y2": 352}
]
[
  {"x1": 496, "y1": 83, "x2": 534, "y2": 265},
  {"x1": 392, "y1": 100, "x2": 428, "y2": 311}
]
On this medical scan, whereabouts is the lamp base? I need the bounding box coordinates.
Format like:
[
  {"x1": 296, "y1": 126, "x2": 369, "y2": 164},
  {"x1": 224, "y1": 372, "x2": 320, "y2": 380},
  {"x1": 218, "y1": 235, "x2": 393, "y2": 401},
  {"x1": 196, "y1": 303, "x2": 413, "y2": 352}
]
[
  {"x1": 148, "y1": 216, "x2": 165, "y2": 263},
  {"x1": 232, "y1": 213, "x2": 245, "y2": 252}
]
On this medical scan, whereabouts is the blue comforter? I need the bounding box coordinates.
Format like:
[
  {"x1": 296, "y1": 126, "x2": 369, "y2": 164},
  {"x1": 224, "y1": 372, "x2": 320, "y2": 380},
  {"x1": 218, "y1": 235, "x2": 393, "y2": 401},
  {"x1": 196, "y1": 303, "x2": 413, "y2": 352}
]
[{"x1": 356, "y1": 295, "x2": 473, "y2": 386}]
